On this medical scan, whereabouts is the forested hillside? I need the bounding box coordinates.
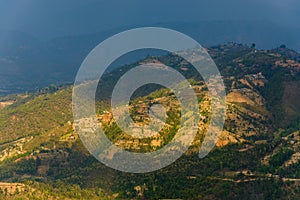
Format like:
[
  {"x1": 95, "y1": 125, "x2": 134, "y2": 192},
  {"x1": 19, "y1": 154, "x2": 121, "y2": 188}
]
[{"x1": 0, "y1": 44, "x2": 299, "y2": 199}]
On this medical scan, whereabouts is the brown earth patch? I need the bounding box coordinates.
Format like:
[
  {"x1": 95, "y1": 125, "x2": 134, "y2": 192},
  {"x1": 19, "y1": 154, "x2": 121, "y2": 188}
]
[
  {"x1": 282, "y1": 81, "x2": 300, "y2": 124},
  {"x1": 227, "y1": 92, "x2": 255, "y2": 105}
]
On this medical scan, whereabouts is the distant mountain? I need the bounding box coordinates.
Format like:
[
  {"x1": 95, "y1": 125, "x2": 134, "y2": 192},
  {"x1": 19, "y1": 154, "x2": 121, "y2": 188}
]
[
  {"x1": 155, "y1": 20, "x2": 300, "y2": 50},
  {"x1": 1, "y1": 20, "x2": 300, "y2": 95}
]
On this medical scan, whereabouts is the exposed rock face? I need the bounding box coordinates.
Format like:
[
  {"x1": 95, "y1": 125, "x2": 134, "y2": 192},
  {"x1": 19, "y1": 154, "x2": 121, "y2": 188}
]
[
  {"x1": 227, "y1": 91, "x2": 256, "y2": 105},
  {"x1": 216, "y1": 130, "x2": 245, "y2": 148},
  {"x1": 0, "y1": 101, "x2": 14, "y2": 108}
]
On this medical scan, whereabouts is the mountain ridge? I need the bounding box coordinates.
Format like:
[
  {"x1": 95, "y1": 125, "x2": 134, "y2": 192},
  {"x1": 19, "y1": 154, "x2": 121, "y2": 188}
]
[{"x1": 1, "y1": 20, "x2": 300, "y2": 95}]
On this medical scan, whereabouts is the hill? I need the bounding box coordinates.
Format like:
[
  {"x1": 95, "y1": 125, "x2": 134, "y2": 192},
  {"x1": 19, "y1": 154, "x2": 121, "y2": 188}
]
[{"x1": 0, "y1": 44, "x2": 299, "y2": 199}]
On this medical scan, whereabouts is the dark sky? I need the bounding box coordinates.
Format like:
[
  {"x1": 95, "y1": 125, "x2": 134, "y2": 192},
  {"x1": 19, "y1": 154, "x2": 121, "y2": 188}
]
[{"x1": 0, "y1": 0, "x2": 299, "y2": 39}]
